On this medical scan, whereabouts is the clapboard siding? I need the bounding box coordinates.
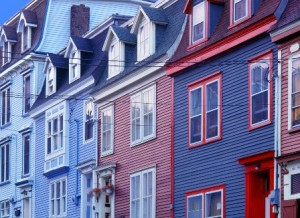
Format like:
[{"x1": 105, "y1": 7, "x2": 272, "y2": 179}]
[
  {"x1": 280, "y1": 36, "x2": 300, "y2": 155},
  {"x1": 173, "y1": 35, "x2": 276, "y2": 217},
  {"x1": 98, "y1": 75, "x2": 172, "y2": 217}
]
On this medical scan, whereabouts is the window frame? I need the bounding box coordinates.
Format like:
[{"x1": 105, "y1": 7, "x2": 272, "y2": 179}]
[
  {"x1": 288, "y1": 52, "x2": 300, "y2": 130},
  {"x1": 230, "y1": 0, "x2": 251, "y2": 26},
  {"x1": 0, "y1": 37, "x2": 11, "y2": 66},
  {"x1": 130, "y1": 167, "x2": 156, "y2": 218},
  {"x1": 108, "y1": 38, "x2": 125, "y2": 78},
  {"x1": 83, "y1": 100, "x2": 94, "y2": 143},
  {"x1": 137, "y1": 18, "x2": 155, "y2": 61},
  {"x1": 1, "y1": 86, "x2": 11, "y2": 126},
  {"x1": 0, "y1": 143, "x2": 10, "y2": 183},
  {"x1": 185, "y1": 185, "x2": 225, "y2": 218},
  {"x1": 69, "y1": 50, "x2": 81, "y2": 83},
  {"x1": 190, "y1": 1, "x2": 208, "y2": 45},
  {"x1": 47, "y1": 66, "x2": 56, "y2": 96},
  {"x1": 22, "y1": 134, "x2": 30, "y2": 177},
  {"x1": 49, "y1": 177, "x2": 67, "y2": 218},
  {"x1": 20, "y1": 20, "x2": 32, "y2": 53},
  {"x1": 248, "y1": 51, "x2": 273, "y2": 130},
  {"x1": 188, "y1": 72, "x2": 222, "y2": 148},
  {"x1": 130, "y1": 85, "x2": 156, "y2": 146},
  {"x1": 23, "y1": 74, "x2": 31, "y2": 114},
  {"x1": 100, "y1": 104, "x2": 114, "y2": 157},
  {"x1": 0, "y1": 200, "x2": 10, "y2": 218}
]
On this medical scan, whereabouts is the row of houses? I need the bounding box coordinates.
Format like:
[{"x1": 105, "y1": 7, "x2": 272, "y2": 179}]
[{"x1": 0, "y1": 0, "x2": 299, "y2": 217}]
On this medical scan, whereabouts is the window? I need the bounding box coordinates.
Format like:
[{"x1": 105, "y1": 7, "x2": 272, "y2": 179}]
[
  {"x1": 50, "y1": 178, "x2": 67, "y2": 218},
  {"x1": 249, "y1": 52, "x2": 272, "y2": 129},
  {"x1": 0, "y1": 200, "x2": 10, "y2": 217},
  {"x1": 101, "y1": 105, "x2": 114, "y2": 156},
  {"x1": 130, "y1": 168, "x2": 156, "y2": 218},
  {"x1": 47, "y1": 67, "x2": 56, "y2": 96},
  {"x1": 108, "y1": 40, "x2": 124, "y2": 78},
  {"x1": 69, "y1": 51, "x2": 80, "y2": 82},
  {"x1": 137, "y1": 20, "x2": 155, "y2": 61},
  {"x1": 47, "y1": 115, "x2": 64, "y2": 155},
  {"x1": 23, "y1": 134, "x2": 30, "y2": 176},
  {"x1": 0, "y1": 143, "x2": 9, "y2": 183},
  {"x1": 130, "y1": 85, "x2": 156, "y2": 145},
  {"x1": 186, "y1": 186, "x2": 224, "y2": 218},
  {"x1": 188, "y1": 73, "x2": 222, "y2": 147},
  {"x1": 24, "y1": 74, "x2": 31, "y2": 113},
  {"x1": 289, "y1": 54, "x2": 300, "y2": 129},
  {"x1": 1, "y1": 87, "x2": 10, "y2": 126},
  {"x1": 20, "y1": 21, "x2": 31, "y2": 52},
  {"x1": 232, "y1": 0, "x2": 249, "y2": 23},
  {"x1": 84, "y1": 100, "x2": 94, "y2": 142},
  {"x1": 0, "y1": 37, "x2": 11, "y2": 66},
  {"x1": 192, "y1": 2, "x2": 206, "y2": 43}
]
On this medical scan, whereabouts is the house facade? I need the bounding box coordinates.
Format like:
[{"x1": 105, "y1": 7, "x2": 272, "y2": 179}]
[
  {"x1": 270, "y1": 0, "x2": 300, "y2": 217},
  {"x1": 166, "y1": 0, "x2": 287, "y2": 217},
  {"x1": 91, "y1": 0, "x2": 185, "y2": 217}
]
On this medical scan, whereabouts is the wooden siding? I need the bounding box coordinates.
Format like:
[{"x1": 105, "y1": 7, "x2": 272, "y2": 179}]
[
  {"x1": 173, "y1": 35, "x2": 276, "y2": 217},
  {"x1": 98, "y1": 75, "x2": 172, "y2": 217},
  {"x1": 279, "y1": 36, "x2": 300, "y2": 155}
]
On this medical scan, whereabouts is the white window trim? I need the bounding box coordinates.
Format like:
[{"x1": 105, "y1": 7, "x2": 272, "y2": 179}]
[
  {"x1": 130, "y1": 167, "x2": 156, "y2": 218},
  {"x1": 288, "y1": 53, "x2": 300, "y2": 130},
  {"x1": 1, "y1": 86, "x2": 11, "y2": 126},
  {"x1": 191, "y1": 1, "x2": 206, "y2": 44},
  {"x1": 20, "y1": 21, "x2": 32, "y2": 53},
  {"x1": 83, "y1": 100, "x2": 95, "y2": 144},
  {"x1": 23, "y1": 74, "x2": 31, "y2": 114},
  {"x1": 0, "y1": 200, "x2": 10, "y2": 218},
  {"x1": 0, "y1": 143, "x2": 10, "y2": 183},
  {"x1": 130, "y1": 85, "x2": 156, "y2": 146},
  {"x1": 233, "y1": 0, "x2": 249, "y2": 23},
  {"x1": 69, "y1": 50, "x2": 81, "y2": 83},
  {"x1": 137, "y1": 19, "x2": 156, "y2": 62},
  {"x1": 46, "y1": 66, "x2": 57, "y2": 96},
  {"x1": 1, "y1": 38, "x2": 12, "y2": 66},
  {"x1": 22, "y1": 133, "x2": 30, "y2": 177},
  {"x1": 249, "y1": 58, "x2": 271, "y2": 127},
  {"x1": 49, "y1": 177, "x2": 67, "y2": 218},
  {"x1": 108, "y1": 38, "x2": 125, "y2": 79},
  {"x1": 100, "y1": 104, "x2": 114, "y2": 157}
]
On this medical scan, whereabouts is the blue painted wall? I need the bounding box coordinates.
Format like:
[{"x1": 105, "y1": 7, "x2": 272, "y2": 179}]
[{"x1": 173, "y1": 35, "x2": 277, "y2": 217}]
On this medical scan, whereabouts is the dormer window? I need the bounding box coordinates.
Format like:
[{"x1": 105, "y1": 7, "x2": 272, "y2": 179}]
[
  {"x1": 47, "y1": 66, "x2": 56, "y2": 96},
  {"x1": 192, "y1": 2, "x2": 206, "y2": 43},
  {"x1": 232, "y1": 0, "x2": 250, "y2": 24},
  {"x1": 138, "y1": 21, "x2": 151, "y2": 60},
  {"x1": 69, "y1": 51, "x2": 80, "y2": 81},
  {"x1": 0, "y1": 37, "x2": 11, "y2": 66},
  {"x1": 18, "y1": 20, "x2": 32, "y2": 52},
  {"x1": 109, "y1": 39, "x2": 124, "y2": 78}
]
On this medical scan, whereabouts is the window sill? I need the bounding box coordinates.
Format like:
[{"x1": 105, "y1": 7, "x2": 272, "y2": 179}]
[
  {"x1": 83, "y1": 138, "x2": 94, "y2": 145},
  {"x1": 22, "y1": 112, "x2": 30, "y2": 118},
  {"x1": 21, "y1": 47, "x2": 31, "y2": 54},
  {"x1": 69, "y1": 76, "x2": 80, "y2": 83},
  {"x1": 288, "y1": 126, "x2": 300, "y2": 134},
  {"x1": 188, "y1": 136, "x2": 222, "y2": 149},
  {"x1": 248, "y1": 120, "x2": 272, "y2": 131},
  {"x1": 0, "y1": 122, "x2": 11, "y2": 129},
  {"x1": 101, "y1": 150, "x2": 114, "y2": 158},
  {"x1": 187, "y1": 38, "x2": 208, "y2": 51},
  {"x1": 131, "y1": 135, "x2": 156, "y2": 148},
  {"x1": 0, "y1": 181, "x2": 10, "y2": 186},
  {"x1": 228, "y1": 16, "x2": 252, "y2": 30}
]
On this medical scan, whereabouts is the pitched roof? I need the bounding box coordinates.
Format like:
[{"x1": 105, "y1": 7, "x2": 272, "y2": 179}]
[
  {"x1": 2, "y1": 25, "x2": 17, "y2": 41},
  {"x1": 71, "y1": 36, "x2": 93, "y2": 53},
  {"x1": 48, "y1": 53, "x2": 68, "y2": 69},
  {"x1": 141, "y1": 6, "x2": 168, "y2": 24},
  {"x1": 22, "y1": 10, "x2": 38, "y2": 25},
  {"x1": 111, "y1": 26, "x2": 137, "y2": 44}
]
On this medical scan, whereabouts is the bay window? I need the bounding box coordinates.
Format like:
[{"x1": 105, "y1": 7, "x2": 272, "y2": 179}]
[
  {"x1": 47, "y1": 115, "x2": 64, "y2": 154},
  {"x1": 289, "y1": 54, "x2": 300, "y2": 128},
  {"x1": 24, "y1": 74, "x2": 31, "y2": 113}
]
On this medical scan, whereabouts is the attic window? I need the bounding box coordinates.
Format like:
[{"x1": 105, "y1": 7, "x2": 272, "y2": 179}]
[
  {"x1": 108, "y1": 39, "x2": 124, "y2": 78},
  {"x1": 137, "y1": 19, "x2": 155, "y2": 61},
  {"x1": 192, "y1": 2, "x2": 206, "y2": 43},
  {"x1": 233, "y1": 0, "x2": 250, "y2": 23},
  {"x1": 69, "y1": 51, "x2": 81, "y2": 82},
  {"x1": 47, "y1": 66, "x2": 56, "y2": 96},
  {"x1": 19, "y1": 20, "x2": 32, "y2": 52},
  {"x1": 0, "y1": 37, "x2": 11, "y2": 66}
]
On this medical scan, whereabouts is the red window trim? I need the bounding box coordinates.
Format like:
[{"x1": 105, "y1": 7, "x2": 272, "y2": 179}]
[
  {"x1": 188, "y1": 0, "x2": 209, "y2": 48},
  {"x1": 248, "y1": 50, "x2": 273, "y2": 131},
  {"x1": 185, "y1": 184, "x2": 226, "y2": 218},
  {"x1": 187, "y1": 72, "x2": 222, "y2": 148},
  {"x1": 229, "y1": 0, "x2": 252, "y2": 27}
]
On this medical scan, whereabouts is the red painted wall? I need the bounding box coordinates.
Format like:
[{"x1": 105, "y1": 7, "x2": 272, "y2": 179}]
[{"x1": 97, "y1": 75, "x2": 172, "y2": 217}]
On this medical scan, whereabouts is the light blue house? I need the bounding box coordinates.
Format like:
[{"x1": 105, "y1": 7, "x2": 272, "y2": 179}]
[{"x1": 29, "y1": 2, "x2": 152, "y2": 218}]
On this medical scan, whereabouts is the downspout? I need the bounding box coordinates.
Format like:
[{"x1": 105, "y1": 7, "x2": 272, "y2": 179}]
[
  {"x1": 11, "y1": 134, "x2": 18, "y2": 204},
  {"x1": 73, "y1": 119, "x2": 80, "y2": 206}
]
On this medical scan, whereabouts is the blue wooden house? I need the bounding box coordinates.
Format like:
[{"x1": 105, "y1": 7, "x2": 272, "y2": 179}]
[{"x1": 166, "y1": 0, "x2": 288, "y2": 217}]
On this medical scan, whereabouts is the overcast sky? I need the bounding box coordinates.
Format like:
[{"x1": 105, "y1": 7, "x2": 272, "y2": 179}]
[{"x1": 0, "y1": 0, "x2": 31, "y2": 25}]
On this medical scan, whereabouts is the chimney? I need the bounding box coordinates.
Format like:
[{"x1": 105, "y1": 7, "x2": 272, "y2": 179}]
[{"x1": 70, "y1": 4, "x2": 90, "y2": 37}]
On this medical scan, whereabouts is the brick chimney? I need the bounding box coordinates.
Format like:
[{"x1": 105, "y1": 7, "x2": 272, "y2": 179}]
[{"x1": 70, "y1": 4, "x2": 90, "y2": 37}]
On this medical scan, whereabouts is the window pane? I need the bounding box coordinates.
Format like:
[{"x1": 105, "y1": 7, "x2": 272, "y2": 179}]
[
  {"x1": 191, "y1": 116, "x2": 202, "y2": 144},
  {"x1": 192, "y1": 3, "x2": 205, "y2": 42},
  {"x1": 191, "y1": 88, "x2": 202, "y2": 117},
  {"x1": 5, "y1": 145, "x2": 9, "y2": 180},
  {"x1": 206, "y1": 82, "x2": 218, "y2": 111},
  {"x1": 2, "y1": 91, "x2": 6, "y2": 125},
  {"x1": 206, "y1": 191, "x2": 222, "y2": 218},
  {"x1": 292, "y1": 107, "x2": 300, "y2": 127},
  {"x1": 1, "y1": 146, "x2": 4, "y2": 182},
  {"x1": 206, "y1": 110, "x2": 218, "y2": 139},
  {"x1": 7, "y1": 88, "x2": 10, "y2": 123},
  {"x1": 234, "y1": 0, "x2": 247, "y2": 21},
  {"x1": 56, "y1": 182, "x2": 60, "y2": 198},
  {"x1": 252, "y1": 91, "x2": 268, "y2": 124},
  {"x1": 24, "y1": 76, "x2": 31, "y2": 113},
  {"x1": 188, "y1": 195, "x2": 203, "y2": 218},
  {"x1": 251, "y1": 64, "x2": 269, "y2": 94},
  {"x1": 24, "y1": 135, "x2": 30, "y2": 175}
]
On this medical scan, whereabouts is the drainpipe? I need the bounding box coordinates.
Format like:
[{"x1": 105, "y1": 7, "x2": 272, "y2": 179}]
[
  {"x1": 73, "y1": 119, "x2": 80, "y2": 206},
  {"x1": 11, "y1": 134, "x2": 18, "y2": 205}
]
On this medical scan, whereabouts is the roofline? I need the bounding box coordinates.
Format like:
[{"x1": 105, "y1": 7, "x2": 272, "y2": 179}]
[{"x1": 270, "y1": 19, "x2": 300, "y2": 42}]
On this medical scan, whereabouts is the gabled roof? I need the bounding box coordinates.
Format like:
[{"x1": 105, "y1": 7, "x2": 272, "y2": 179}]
[
  {"x1": 22, "y1": 10, "x2": 38, "y2": 26},
  {"x1": 184, "y1": 0, "x2": 225, "y2": 13},
  {"x1": 64, "y1": 36, "x2": 93, "y2": 58},
  {"x1": 102, "y1": 25, "x2": 136, "y2": 51},
  {"x1": 47, "y1": 53, "x2": 68, "y2": 69},
  {"x1": 1, "y1": 26, "x2": 17, "y2": 42},
  {"x1": 131, "y1": 6, "x2": 168, "y2": 33}
]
